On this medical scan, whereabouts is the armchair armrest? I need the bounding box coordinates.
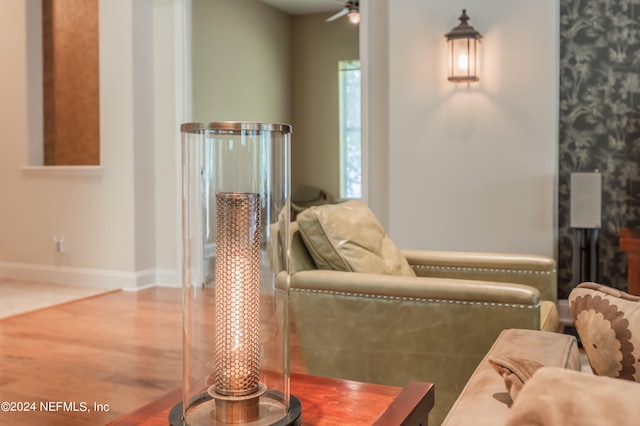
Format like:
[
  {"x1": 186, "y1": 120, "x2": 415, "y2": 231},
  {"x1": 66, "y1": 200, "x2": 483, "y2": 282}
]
[
  {"x1": 402, "y1": 250, "x2": 557, "y2": 302},
  {"x1": 291, "y1": 269, "x2": 541, "y2": 306},
  {"x1": 289, "y1": 269, "x2": 544, "y2": 425}
]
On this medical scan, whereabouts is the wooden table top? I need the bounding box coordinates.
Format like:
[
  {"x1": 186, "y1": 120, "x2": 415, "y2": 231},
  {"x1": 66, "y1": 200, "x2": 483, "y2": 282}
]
[{"x1": 107, "y1": 373, "x2": 434, "y2": 426}]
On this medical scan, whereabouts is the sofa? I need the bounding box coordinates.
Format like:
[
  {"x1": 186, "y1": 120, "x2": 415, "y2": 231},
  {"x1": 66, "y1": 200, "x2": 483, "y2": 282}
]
[
  {"x1": 288, "y1": 200, "x2": 560, "y2": 425},
  {"x1": 443, "y1": 282, "x2": 640, "y2": 425},
  {"x1": 441, "y1": 328, "x2": 581, "y2": 425}
]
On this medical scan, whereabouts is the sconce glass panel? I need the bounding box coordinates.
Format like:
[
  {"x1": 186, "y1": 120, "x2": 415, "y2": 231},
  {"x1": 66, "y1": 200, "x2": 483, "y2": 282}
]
[{"x1": 448, "y1": 37, "x2": 479, "y2": 82}]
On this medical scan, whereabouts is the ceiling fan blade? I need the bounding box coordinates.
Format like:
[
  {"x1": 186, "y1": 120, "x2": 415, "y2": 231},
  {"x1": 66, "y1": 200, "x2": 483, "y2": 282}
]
[{"x1": 326, "y1": 7, "x2": 348, "y2": 22}]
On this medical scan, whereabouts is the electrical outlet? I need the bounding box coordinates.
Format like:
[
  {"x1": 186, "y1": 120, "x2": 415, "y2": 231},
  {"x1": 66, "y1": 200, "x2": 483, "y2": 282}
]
[{"x1": 53, "y1": 235, "x2": 66, "y2": 255}]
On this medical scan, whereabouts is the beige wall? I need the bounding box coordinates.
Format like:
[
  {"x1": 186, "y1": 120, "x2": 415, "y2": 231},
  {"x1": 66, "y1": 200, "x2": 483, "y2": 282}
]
[
  {"x1": 382, "y1": 0, "x2": 559, "y2": 256},
  {"x1": 192, "y1": 2, "x2": 359, "y2": 202},
  {"x1": 0, "y1": 0, "x2": 358, "y2": 290},
  {"x1": 153, "y1": 0, "x2": 178, "y2": 283},
  {"x1": 191, "y1": 0, "x2": 291, "y2": 123},
  {"x1": 0, "y1": 0, "x2": 560, "y2": 291},
  {"x1": 0, "y1": 0, "x2": 177, "y2": 289},
  {"x1": 291, "y1": 14, "x2": 359, "y2": 200}
]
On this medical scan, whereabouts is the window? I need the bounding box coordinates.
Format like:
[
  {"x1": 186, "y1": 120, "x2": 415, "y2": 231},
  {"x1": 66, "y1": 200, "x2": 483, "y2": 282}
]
[{"x1": 339, "y1": 60, "x2": 361, "y2": 199}]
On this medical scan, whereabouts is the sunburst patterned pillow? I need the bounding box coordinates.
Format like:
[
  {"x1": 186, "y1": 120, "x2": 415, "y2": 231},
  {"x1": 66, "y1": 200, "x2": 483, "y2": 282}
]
[{"x1": 569, "y1": 282, "x2": 640, "y2": 381}]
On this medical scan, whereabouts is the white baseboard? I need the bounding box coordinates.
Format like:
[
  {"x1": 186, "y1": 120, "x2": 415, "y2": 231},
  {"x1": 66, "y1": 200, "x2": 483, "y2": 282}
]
[
  {"x1": 0, "y1": 261, "x2": 180, "y2": 290},
  {"x1": 155, "y1": 268, "x2": 181, "y2": 288}
]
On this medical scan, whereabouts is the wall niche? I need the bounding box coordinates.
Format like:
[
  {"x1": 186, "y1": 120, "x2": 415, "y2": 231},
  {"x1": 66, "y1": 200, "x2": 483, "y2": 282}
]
[{"x1": 43, "y1": 0, "x2": 99, "y2": 165}]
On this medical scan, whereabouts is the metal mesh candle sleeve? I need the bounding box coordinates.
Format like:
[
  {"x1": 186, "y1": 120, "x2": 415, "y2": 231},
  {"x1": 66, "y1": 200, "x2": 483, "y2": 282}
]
[
  {"x1": 214, "y1": 193, "x2": 261, "y2": 398},
  {"x1": 176, "y1": 122, "x2": 301, "y2": 426}
]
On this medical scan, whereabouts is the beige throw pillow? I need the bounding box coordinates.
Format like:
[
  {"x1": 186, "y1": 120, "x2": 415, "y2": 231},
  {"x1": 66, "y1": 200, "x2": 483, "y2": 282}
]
[
  {"x1": 296, "y1": 200, "x2": 416, "y2": 277},
  {"x1": 569, "y1": 282, "x2": 640, "y2": 381},
  {"x1": 506, "y1": 367, "x2": 640, "y2": 426},
  {"x1": 488, "y1": 356, "x2": 545, "y2": 401}
]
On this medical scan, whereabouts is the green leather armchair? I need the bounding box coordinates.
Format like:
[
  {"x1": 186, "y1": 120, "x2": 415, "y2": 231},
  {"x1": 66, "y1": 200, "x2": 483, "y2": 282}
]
[{"x1": 289, "y1": 210, "x2": 558, "y2": 425}]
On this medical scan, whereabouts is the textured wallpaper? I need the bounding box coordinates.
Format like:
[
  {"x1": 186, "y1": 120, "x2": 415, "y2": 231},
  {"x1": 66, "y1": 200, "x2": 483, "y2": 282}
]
[
  {"x1": 43, "y1": 0, "x2": 99, "y2": 166},
  {"x1": 559, "y1": 0, "x2": 640, "y2": 297}
]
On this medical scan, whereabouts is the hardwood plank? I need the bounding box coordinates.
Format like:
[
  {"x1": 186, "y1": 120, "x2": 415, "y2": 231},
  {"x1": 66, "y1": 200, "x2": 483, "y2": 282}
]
[
  {"x1": 0, "y1": 287, "x2": 183, "y2": 425},
  {"x1": 0, "y1": 286, "x2": 308, "y2": 425}
]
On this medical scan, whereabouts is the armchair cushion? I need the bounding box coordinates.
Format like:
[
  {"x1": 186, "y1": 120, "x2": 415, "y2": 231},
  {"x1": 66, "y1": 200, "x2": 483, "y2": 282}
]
[
  {"x1": 296, "y1": 200, "x2": 416, "y2": 277},
  {"x1": 569, "y1": 282, "x2": 640, "y2": 381}
]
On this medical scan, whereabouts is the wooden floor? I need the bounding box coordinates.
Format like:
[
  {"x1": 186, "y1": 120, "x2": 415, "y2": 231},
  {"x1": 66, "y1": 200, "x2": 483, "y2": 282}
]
[{"x1": 0, "y1": 287, "x2": 306, "y2": 425}]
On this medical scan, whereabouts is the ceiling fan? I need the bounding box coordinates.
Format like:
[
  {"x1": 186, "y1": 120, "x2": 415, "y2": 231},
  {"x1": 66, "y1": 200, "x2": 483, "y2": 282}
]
[{"x1": 326, "y1": 1, "x2": 360, "y2": 24}]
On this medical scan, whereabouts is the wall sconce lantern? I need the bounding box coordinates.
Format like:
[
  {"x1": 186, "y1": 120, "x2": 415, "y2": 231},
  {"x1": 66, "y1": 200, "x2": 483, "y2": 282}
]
[
  {"x1": 445, "y1": 9, "x2": 482, "y2": 82},
  {"x1": 176, "y1": 122, "x2": 302, "y2": 425}
]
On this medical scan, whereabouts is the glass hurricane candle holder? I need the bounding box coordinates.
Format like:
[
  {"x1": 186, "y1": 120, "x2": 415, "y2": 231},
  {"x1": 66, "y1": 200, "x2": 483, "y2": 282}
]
[{"x1": 175, "y1": 122, "x2": 300, "y2": 425}]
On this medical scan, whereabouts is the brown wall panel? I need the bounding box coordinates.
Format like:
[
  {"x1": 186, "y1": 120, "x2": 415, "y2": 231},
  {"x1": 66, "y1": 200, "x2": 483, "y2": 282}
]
[{"x1": 43, "y1": 0, "x2": 99, "y2": 165}]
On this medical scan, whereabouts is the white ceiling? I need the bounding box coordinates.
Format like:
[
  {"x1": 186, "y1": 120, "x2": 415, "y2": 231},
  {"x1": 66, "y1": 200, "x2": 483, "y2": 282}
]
[{"x1": 261, "y1": 0, "x2": 344, "y2": 15}]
